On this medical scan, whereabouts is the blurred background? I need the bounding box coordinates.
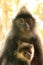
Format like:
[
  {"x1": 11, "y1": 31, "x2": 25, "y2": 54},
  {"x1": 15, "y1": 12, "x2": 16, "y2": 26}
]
[{"x1": 0, "y1": 0, "x2": 43, "y2": 52}]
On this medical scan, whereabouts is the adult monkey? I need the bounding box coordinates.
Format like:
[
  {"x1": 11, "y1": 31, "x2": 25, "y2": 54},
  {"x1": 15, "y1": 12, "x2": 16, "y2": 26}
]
[{"x1": 0, "y1": 7, "x2": 42, "y2": 65}]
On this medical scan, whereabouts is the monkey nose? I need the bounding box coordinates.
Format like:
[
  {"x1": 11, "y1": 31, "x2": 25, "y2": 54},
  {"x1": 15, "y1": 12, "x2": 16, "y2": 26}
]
[{"x1": 26, "y1": 23, "x2": 30, "y2": 31}]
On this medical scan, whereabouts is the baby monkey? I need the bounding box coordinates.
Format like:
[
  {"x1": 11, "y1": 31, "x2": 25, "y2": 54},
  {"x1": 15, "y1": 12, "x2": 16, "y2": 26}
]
[{"x1": 14, "y1": 40, "x2": 34, "y2": 65}]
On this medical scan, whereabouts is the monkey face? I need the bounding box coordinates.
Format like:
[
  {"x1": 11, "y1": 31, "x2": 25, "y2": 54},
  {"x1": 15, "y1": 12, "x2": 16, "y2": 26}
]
[
  {"x1": 14, "y1": 18, "x2": 30, "y2": 32},
  {"x1": 13, "y1": 13, "x2": 36, "y2": 40}
]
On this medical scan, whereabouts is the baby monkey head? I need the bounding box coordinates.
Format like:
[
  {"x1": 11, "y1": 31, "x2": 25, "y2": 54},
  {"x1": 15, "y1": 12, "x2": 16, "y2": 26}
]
[{"x1": 14, "y1": 40, "x2": 34, "y2": 65}]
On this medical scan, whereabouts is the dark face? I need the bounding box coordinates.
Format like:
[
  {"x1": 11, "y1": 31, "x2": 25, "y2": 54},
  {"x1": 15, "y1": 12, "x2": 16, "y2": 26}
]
[{"x1": 13, "y1": 13, "x2": 35, "y2": 40}]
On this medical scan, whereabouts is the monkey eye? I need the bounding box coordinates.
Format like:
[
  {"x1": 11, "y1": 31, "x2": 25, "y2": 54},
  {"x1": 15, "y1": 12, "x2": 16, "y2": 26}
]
[
  {"x1": 17, "y1": 18, "x2": 25, "y2": 25},
  {"x1": 26, "y1": 17, "x2": 35, "y2": 29},
  {"x1": 15, "y1": 18, "x2": 25, "y2": 27},
  {"x1": 19, "y1": 18, "x2": 24, "y2": 24}
]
